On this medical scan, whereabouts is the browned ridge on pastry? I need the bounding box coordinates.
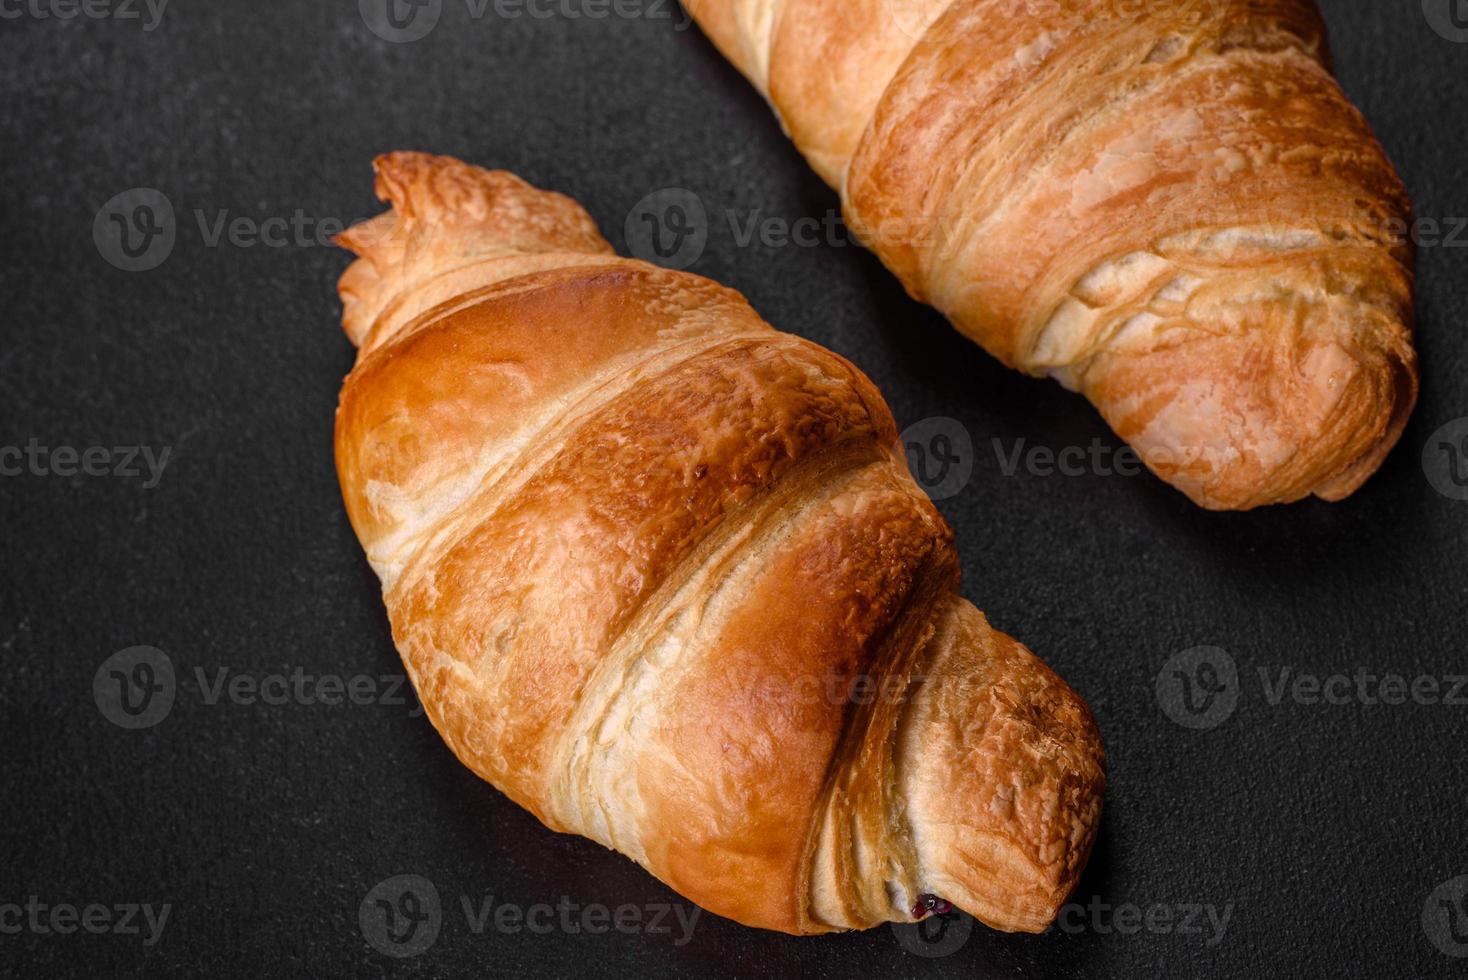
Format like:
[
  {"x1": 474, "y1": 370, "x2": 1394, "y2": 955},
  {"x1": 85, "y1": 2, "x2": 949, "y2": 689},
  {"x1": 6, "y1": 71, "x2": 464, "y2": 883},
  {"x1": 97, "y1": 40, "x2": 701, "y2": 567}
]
[
  {"x1": 684, "y1": 0, "x2": 1418, "y2": 509},
  {"x1": 332, "y1": 152, "x2": 1105, "y2": 935}
]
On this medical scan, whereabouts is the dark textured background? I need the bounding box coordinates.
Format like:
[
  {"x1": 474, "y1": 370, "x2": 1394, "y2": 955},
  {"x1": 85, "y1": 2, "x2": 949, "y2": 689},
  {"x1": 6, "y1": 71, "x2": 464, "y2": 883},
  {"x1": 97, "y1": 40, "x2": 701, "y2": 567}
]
[{"x1": 2, "y1": 1, "x2": 1466, "y2": 976}]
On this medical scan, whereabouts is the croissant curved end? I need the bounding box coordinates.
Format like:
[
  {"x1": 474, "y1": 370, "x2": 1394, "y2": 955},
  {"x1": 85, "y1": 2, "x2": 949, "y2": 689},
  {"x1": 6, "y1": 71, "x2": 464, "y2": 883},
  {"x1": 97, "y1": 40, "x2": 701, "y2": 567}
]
[
  {"x1": 1075, "y1": 267, "x2": 1418, "y2": 511},
  {"x1": 893, "y1": 597, "x2": 1106, "y2": 934},
  {"x1": 333, "y1": 151, "x2": 616, "y2": 351}
]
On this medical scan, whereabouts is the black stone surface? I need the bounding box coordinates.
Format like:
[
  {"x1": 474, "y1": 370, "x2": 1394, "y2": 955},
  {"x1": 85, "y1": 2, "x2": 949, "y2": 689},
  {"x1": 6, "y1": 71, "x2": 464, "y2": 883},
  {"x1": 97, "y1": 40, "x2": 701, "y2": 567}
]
[{"x1": 1, "y1": 1, "x2": 1465, "y2": 977}]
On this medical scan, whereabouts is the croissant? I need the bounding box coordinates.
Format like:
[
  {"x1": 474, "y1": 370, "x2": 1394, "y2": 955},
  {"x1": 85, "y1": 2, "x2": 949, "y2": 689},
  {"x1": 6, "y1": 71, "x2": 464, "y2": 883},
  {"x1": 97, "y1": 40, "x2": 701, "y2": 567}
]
[
  {"x1": 683, "y1": 0, "x2": 1418, "y2": 510},
  {"x1": 331, "y1": 152, "x2": 1105, "y2": 936}
]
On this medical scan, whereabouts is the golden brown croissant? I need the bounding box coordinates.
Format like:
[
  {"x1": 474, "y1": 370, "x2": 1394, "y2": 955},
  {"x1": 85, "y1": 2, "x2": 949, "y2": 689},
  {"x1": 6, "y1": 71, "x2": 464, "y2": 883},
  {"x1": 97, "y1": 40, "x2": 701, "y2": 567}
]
[
  {"x1": 683, "y1": 0, "x2": 1418, "y2": 510},
  {"x1": 332, "y1": 152, "x2": 1104, "y2": 935}
]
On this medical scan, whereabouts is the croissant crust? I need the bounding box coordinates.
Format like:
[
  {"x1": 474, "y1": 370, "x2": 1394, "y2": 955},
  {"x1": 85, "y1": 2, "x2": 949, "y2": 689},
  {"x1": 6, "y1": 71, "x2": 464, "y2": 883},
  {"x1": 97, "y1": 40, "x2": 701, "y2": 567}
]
[
  {"x1": 333, "y1": 152, "x2": 1105, "y2": 935},
  {"x1": 685, "y1": 0, "x2": 1418, "y2": 509}
]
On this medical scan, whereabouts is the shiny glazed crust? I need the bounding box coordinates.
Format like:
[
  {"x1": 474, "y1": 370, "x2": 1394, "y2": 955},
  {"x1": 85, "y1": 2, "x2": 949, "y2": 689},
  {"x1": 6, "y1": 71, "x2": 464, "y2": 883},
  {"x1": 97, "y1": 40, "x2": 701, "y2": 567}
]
[
  {"x1": 333, "y1": 152, "x2": 1105, "y2": 935},
  {"x1": 684, "y1": 0, "x2": 1418, "y2": 509}
]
